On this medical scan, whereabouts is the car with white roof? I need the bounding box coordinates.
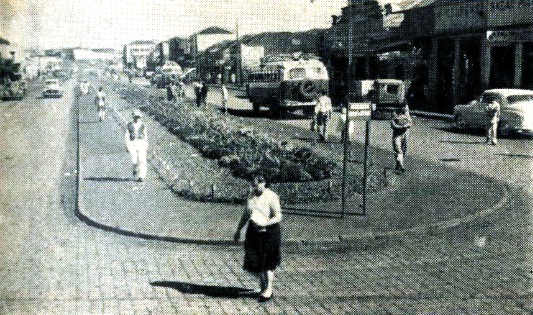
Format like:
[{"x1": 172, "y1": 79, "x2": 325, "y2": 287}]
[{"x1": 453, "y1": 89, "x2": 533, "y2": 137}]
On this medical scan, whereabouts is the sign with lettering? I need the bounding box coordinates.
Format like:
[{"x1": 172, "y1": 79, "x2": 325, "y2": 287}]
[
  {"x1": 435, "y1": 2, "x2": 484, "y2": 32},
  {"x1": 348, "y1": 102, "x2": 372, "y2": 118},
  {"x1": 488, "y1": 0, "x2": 533, "y2": 27},
  {"x1": 486, "y1": 28, "x2": 533, "y2": 42}
]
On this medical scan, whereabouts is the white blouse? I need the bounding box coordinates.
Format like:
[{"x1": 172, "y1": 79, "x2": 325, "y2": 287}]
[{"x1": 245, "y1": 189, "x2": 282, "y2": 227}]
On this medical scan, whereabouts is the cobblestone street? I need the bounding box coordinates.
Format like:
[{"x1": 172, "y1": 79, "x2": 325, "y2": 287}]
[{"x1": 0, "y1": 80, "x2": 532, "y2": 314}]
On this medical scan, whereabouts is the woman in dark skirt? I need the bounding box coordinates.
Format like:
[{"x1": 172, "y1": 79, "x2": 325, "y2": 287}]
[{"x1": 234, "y1": 175, "x2": 282, "y2": 302}]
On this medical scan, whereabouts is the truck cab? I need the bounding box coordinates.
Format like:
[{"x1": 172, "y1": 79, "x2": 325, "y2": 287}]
[{"x1": 350, "y1": 79, "x2": 406, "y2": 120}]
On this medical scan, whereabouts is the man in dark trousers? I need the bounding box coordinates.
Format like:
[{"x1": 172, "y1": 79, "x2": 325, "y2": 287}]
[
  {"x1": 166, "y1": 82, "x2": 175, "y2": 103},
  {"x1": 200, "y1": 81, "x2": 209, "y2": 107},
  {"x1": 193, "y1": 81, "x2": 202, "y2": 107}
]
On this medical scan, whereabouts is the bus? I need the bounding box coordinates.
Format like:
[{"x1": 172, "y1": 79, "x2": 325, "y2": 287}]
[{"x1": 246, "y1": 54, "x2": 329, "y2": 117}]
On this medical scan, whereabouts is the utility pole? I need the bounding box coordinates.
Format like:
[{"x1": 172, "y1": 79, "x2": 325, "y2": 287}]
[{"x1": 341, "y1": 0, "x2": 353, "y2": 218}]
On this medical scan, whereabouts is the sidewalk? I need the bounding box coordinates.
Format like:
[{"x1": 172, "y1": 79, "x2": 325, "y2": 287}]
[{"x1": 77, "y1": 83, "x2": 509, "y2": 246}]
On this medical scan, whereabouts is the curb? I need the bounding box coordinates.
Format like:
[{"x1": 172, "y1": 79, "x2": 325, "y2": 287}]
[
  {"x1": 207, "y1": 84, "x2": 454, "y2": 120},
  {"x1": 75, "y1": 84, "x2": 510, "y2": 248},
  {"x1": 410, "y1": 110, "x2": 454, "y2": 121}
]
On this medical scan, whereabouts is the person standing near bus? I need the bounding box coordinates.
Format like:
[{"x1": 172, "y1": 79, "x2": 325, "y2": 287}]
[{"x1": 314, "y1": 91, "x2": 333, "y2": 141}]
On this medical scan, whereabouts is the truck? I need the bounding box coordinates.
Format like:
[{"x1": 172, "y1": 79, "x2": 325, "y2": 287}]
[{"x1": 349, "y1": 79, "x2": 406, "y2": 119}]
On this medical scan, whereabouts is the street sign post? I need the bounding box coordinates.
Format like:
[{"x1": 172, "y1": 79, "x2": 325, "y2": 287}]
[{"x1": 341, "y1": 101, "x2": 372, "y2": 217}]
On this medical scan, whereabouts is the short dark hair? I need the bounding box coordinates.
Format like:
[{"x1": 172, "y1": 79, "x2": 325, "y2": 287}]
[{"x1": 251, "y1": 174, "x2": 266, "y2": 185}]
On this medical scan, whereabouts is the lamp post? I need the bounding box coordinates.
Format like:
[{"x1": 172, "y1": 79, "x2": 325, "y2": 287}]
[{"x1": 341, "y1": 0, "x2": 354, "y2": 218}]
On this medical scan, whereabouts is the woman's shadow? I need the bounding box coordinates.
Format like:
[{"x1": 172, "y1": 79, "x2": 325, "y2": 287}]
[{"x1": 151, "y1": 281, "x2": 258, "y2": 299}]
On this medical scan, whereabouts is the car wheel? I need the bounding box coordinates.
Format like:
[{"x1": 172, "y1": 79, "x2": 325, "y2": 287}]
[
  {"x1": 498, "y1": 121, "x2": 512, "y2": 137},
  {"x1": 302, "y1": 108, "x2": 314, "y2": 117},
  {"x1": 454, "y1": 115, "x2": 467, "y2": 130},
  {"x1": 252, "y1": 102, "x2": 260, "y2": 113}
]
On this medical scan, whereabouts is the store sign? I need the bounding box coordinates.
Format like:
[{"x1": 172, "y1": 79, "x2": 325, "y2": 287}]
[
  {"x1": 348, "y1": 102, "x2": 372, "y2": 118},
  {"x1": 434, "y1": 1, "x2": 533, "y2": 31},
  {"x1": 435, "y1": 2, "x2": 484, "y2": 31},
  {"x1": 488, "y1": 0, "x2": 533, "y2": 27},
  {"x1": 486, "y1": 29, "x2": 533, "y2": 42}
]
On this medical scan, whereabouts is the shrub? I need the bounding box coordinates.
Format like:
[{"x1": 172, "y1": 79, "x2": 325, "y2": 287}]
[{"x1": 133, "y1": 86, "x2": 336, "y2": 183}]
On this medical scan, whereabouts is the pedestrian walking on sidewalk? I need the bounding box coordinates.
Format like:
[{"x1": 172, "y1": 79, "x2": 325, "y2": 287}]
[
  {"x1": 125, "y1": 110, "x2": 148, "y2": 182},
  {"x1": 193, "y1": 81, "x2": 202, "y2": 107},
  {"x1": 484, "y1": 99, "x2": 500, "y2": 145},
  {"x1": 313, "y1": 91, "x2": 333, "y2": 141},
  {"x1": 177, "y1": 80, "x2": 185, "y2": 98},
  {"x1": 221, "y1": 84, "x2": 229, "y2": 114},
  {"x1": 200, "y1": 81, "x2": 209, "y2": 107},
  {"x1": 391, "y1": 105, "x2": 412, "y2": 173},
  {"x1": 234, "y1": 175, "x2": 282, "y2": 303},
  {"x1": 166, "y1": 82, "x2": 175, "y2": 103},
  {"x1": 95, "y1": 87, "x2": 107, "y2": 122}
]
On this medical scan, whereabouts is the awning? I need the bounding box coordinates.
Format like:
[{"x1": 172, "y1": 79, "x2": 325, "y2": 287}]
[{"x1": 373, "y1": 40, "x2": 412, "y2": 53}]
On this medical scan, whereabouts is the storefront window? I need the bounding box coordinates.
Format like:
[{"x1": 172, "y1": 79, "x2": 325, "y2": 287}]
[{"x1": 522, "y1": 43, "x2": 533, "y2": 89}]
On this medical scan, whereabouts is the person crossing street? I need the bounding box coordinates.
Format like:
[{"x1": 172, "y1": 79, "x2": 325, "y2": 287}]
[
  {"x1": 391, "y1": 105, "x2": 412, "y2": 173},
  {"x1": 125, "y1": 110, "x2": 149, "y2": 182},
  {"x1": 95, "y1": 87, "x2": 107, "y2": 121},
  {"x1": 234, "y1": 175, "x2": 282, "y2": 303},
  {"x1": 485, "y1": 99, "x2": 500, "y2": 145}
]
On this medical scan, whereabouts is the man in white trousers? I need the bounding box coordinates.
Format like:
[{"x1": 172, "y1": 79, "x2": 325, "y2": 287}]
[
  {"x1": 221, "y1": 84, "x2": 229, "y2": 114},
  {"x1": 125, "y1": 110, "x2": 148, "y2": 182}
]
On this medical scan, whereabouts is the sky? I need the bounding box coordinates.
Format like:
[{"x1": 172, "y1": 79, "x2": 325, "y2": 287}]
[{"x1": 0, "y1": 0, "x2": 381, "y2": 50}]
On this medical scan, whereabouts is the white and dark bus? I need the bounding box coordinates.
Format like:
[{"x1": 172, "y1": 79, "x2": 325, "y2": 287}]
[{"x1": 246, "y1": 54, "x2": 329, "y2": 117}]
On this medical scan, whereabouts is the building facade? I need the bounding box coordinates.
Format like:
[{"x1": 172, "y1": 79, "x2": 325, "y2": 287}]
[
  {"x1": 326, "y1": 0, "x2": 533, "y2": 112},
  {"x1": 168, "y1": 36, "x2": 193, "y2": 68},
  {"x1": 123, "y1": 40, "x2": 156, "y2": 69},
  {"x1": 189, "y1": 27, "x2": 235, "y2": 58}
]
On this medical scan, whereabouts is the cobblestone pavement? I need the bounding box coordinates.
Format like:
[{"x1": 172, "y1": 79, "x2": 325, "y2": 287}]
[{"x1": 1, "y1": 79, "x2": 532, "y2": 314}]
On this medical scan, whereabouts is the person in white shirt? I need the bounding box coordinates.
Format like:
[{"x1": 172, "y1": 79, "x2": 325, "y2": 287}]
[
  {"x1": 125, "y1": 110, "x2": 148, "y2": 182},
  {"x1": 234, "y1": 175, "x2": 282, "y2": 303},
  {"x1": 313, "y1": 91, "x2": 333, "y2": 141},
  {"x1": 221, "y1": 84, "x2": 229, "y2": 114},
  {"x1": 485, "y1": 100, "x2": 500, "y2": 145},
  {"x1": 95, "y1": 87, "x2": 107, "y2": 121}
]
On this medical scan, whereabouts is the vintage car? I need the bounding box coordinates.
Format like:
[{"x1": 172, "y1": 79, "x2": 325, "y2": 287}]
[
  {"x1": 0, "y1": 80, "x2": 26, "y2": 101},
  {"x1": 453, "y1": 89, "x2": 533, "y2": 137},
  {"x1": 42, "y1": 79, "x2": 63, "y2": 98}
]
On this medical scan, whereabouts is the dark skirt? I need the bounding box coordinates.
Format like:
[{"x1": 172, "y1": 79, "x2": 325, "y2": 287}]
[{"x1": 243, "y1": 223, "x2": 281, "y2": 273}]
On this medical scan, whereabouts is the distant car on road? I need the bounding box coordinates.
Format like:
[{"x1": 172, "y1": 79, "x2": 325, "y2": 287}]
[
  {"x1": 42, "y1": 79, "x2": 63, "y2": 98},
  {"x1": 453, "y1": 89, "x2": 533, "y2": 137}
]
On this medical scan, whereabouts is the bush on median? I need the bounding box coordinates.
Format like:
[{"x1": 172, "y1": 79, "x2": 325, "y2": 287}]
[{"x1": 141, "y1": 101, "x2": 337, "y2": 183}]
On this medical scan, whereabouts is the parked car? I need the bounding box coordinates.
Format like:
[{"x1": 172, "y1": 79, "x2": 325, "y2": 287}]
[
  {"x1": 0, "y1": 80, "x2": 26, "y2": 101},
  {"x1": 42, "y1": 79, "x2": 63, "y2": 98},
  {"x1": 453, "y1": 89, "x2": 533, "y2": 137}
]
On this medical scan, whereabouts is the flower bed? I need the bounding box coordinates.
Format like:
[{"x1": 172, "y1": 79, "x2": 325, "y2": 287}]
[
  {"x1": 142, "y1": 100, "x2": 336, "y2": 184},
  {"x1": 111, "y1": 82, "x2": 387, "y2": 204}
]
